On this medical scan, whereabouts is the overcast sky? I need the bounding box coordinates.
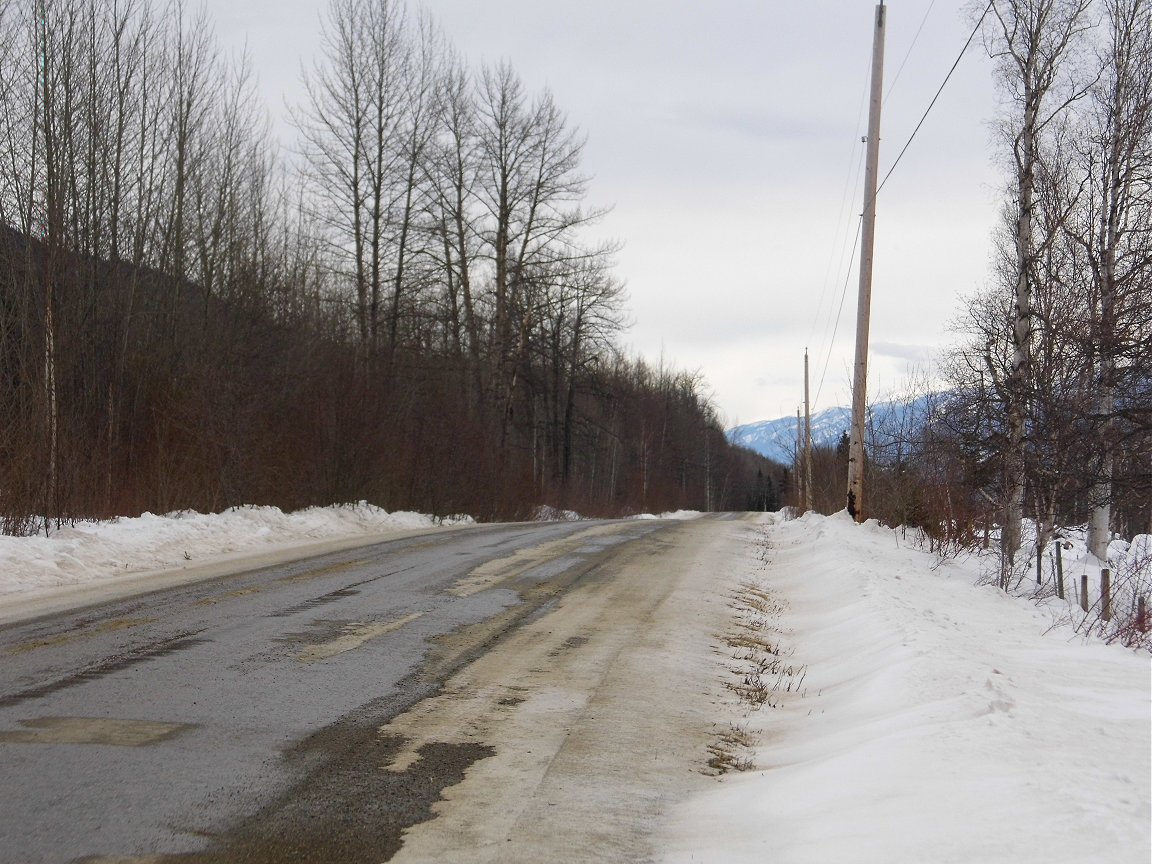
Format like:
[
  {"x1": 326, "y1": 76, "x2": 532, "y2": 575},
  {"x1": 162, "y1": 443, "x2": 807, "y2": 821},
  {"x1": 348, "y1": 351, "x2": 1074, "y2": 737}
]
[{"x1": 202, "y1": 0, "x2": 1002, "y2": 426}]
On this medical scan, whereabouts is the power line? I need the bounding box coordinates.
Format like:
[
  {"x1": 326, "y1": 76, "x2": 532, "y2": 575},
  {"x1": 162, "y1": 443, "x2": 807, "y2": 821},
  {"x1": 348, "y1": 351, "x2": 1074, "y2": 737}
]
[
  {"x1": 807, "y1": 1, "x2": 991, "y2": 416},
  {"x1": 808, "y1": 73, "x2": 871, "y2": 350},
  {"x1": 814, "y1": 215, "x2": 863, "y2": 412},
  {"x1": 884, "y1": 0, "x2": 939, "y2": 101},
  {"x1": 807, "y1": 54, "x2": 871, "y2": 412},
  {"x1": 875, "y1": 0, "x2": 994, "y2": 197}
]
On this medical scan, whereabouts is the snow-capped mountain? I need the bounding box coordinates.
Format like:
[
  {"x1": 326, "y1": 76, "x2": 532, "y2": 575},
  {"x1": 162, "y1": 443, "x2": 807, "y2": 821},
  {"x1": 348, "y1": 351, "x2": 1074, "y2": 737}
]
[
  {"x1": 728, "y1": 397, "x2": 935, "y2": 465},
  {"x1": 728, "y1": 407, "x2": 850, "y2": 465}
]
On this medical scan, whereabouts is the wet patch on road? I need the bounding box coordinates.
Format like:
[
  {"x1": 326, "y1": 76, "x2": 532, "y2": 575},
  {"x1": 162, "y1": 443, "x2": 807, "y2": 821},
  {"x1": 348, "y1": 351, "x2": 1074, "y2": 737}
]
[
  {"x1": 149, "y1": 706, "x2": 494, "y2": 864},
  {"x1": 0, "y1": 633, "x2": 208, "y2": 709}
]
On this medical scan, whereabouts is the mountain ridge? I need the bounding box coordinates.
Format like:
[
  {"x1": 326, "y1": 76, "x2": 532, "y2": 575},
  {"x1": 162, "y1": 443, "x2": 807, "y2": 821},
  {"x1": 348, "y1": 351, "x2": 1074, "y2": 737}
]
[{"x1": 727, "y1": 396, "x2": 935, "y2": 465}]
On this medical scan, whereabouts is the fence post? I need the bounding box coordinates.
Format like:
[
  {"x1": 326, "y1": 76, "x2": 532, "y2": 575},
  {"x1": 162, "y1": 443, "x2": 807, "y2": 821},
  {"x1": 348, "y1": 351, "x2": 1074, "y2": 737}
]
[
  {"x1": 1054, "y1": 542, "x2": 1064, "y2": 600},
  {"x1": 1036, "y1": 544, "x2": 1043, "y2": 585},
  {"x1": 1101, "y1": 569, "x2": 1111, "y2": 622},
  {"x1": 1139, "y1": 596, "x2": 1148, "y2": 634},
  {"x1": 1080, "y1": 574, "x2": 1089, "y2": 613}
]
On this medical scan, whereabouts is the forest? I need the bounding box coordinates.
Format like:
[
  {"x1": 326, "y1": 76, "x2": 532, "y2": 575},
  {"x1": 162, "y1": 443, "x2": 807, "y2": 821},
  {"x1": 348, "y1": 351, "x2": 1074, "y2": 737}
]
[{"x1": 0, "y1": 0, "x2": 782, "y2": 534}]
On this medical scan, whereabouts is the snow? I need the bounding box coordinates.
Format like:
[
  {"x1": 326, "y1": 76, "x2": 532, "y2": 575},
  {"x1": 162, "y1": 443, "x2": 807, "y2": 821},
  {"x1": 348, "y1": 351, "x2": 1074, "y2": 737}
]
[
  {"x1": 531, "y1": 506, "x2": 704, "y2": 521},
  {"x1": 0, "y1": 503, "x2": 1146, "y2": 860},
  {"x1": 663, "y1": 511, "x2": 1151, "y2": 864},
  {"x1": 0, "y1": 504, "x2": 470, "y2": 602},
  {"x1": 630, "y1": 510, "x2": 704, "y2": 521}
]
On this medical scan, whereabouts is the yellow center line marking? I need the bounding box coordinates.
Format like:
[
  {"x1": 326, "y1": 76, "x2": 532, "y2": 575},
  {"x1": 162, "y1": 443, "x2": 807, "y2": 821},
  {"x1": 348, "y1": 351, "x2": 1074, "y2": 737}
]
[
  {"x1": 281, "y1": 558, "x2": 373, "y2": 583},
  {"x1": 297, "y1": 613, "x2": 424, "y2": 663},
  {"x1": 4, "y1": 618, "x2": 156, "y2": 656},
  {"x1": 196, "y1": 586, "x2": 264, "y2": 606},
  {"x1": 0, "y1": 716, "x2": 193, "y2": 746},
  {"x1": 196, "y1": 558, "x2": 374, "y2": 606},
  {"x1": 448, "y1": 524, "x2": 627, "y2": 597}
]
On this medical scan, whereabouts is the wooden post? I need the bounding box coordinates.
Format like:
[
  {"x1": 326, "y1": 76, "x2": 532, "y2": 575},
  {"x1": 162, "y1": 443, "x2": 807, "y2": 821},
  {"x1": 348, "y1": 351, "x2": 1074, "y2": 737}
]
[
  {"x1": 1101, "y1": 569, "x2": 1111, "y2": 622},
  {"x1": 1138, "y1": 596, "x2": 1147, "y2": 633},
  {"x1": 1080, "y1": 574, "x2": 1089, "y2": 613},
  {"x1": 1054, "y1": 541, "x2": 1065, "y2": 600},
  {"x1": 804, "y1": 350, "x2": 812, "y2": 514},
  {"x1": 846, "y1": 1, "x2": 886, "y2": 522},
  {"x1": 1036, "y1": 543, "x2": 1043, "y2": 585},
  {"x1": 795, "y1": 408, "x2": 805, "y2": 512}
]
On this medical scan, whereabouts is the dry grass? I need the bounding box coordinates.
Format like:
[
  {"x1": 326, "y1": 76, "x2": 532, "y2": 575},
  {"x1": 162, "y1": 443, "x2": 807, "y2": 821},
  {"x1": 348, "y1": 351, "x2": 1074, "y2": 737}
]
[
  {"x1": 708, "y1": 530, "x2": 809, "y2": 772},
  {"x1": 706, "y1": 723, "x2": 756, "y2": 773}
]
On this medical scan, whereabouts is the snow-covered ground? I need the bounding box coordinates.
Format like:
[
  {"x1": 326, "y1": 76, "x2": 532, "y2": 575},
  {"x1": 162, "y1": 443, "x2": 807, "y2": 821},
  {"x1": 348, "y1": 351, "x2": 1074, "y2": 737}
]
[
  {"x1": 0, "y1": 506, "x2": 1147, "y2": 860},
  {"x1": 0, "y1": 504, "x2": 474, "y2": 623},
  {"x1": 0, "y1": 505, "x2": 708, "y2": 604},
  {"x1": 664, "y1": 511, "x2": 1151, "y2": 864},
  {"x1": 0, "y1": 505, "x2": 702, "y2": 622}
]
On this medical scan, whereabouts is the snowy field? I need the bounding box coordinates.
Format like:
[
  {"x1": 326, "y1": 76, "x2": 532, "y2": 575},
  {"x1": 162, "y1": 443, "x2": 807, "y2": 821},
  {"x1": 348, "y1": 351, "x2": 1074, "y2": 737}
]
[{"x1": 664, "y1": 511, "x2": 1151, "y2": 864}]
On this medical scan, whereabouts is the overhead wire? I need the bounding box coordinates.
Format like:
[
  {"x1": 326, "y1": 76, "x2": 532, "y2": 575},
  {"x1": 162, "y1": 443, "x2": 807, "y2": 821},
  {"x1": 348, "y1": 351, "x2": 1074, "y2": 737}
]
[
  {"x1": 884, "y1": 0, "x2": 939, "y2": 102},
  {"x1": 807, "y1": 0, "x2": 994, "y2": 414},
  {"x1": 805, "y1": 49, "x2": 872, "y2": 416},
  {"x1": 875, "y1": 0, "x2": 994, "y2": 198},
  {"x1": 807, "y1": 77, "x2": 870, "y2": 351},
  {"x1": 814, "y1": 215, "x2": 863, "y2": 411}
]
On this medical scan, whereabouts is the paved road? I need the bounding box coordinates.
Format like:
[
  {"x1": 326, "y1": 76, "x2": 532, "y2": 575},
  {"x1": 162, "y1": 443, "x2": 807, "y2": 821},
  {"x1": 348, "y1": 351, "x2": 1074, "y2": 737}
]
[{"x1": 0, "y1": 516, "x2": 737, "y2": 863}]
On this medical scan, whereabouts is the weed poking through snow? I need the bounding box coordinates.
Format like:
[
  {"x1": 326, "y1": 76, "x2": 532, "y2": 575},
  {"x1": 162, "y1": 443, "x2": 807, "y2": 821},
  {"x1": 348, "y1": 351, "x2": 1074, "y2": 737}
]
[{"x1": 707, "y1": 527, "x2": 808, "y2": 774}]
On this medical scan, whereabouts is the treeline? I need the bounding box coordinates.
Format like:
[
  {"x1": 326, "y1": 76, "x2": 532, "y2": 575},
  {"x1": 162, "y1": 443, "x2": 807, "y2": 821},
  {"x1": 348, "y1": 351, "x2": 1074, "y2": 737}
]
[
  {"x1": 798, "y1": 0, "x2": 1152, "y2": 580},
  {"x1": 0, "y1": 0, "x2": 775, "y2": 532}
]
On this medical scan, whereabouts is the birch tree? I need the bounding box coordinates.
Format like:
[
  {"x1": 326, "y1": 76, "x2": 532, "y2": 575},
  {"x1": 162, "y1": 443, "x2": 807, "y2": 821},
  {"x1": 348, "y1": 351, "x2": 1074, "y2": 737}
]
[
  {"x1": 985, "y1": 0, "x2": 1093, "y2": 585},
  {"x1": 1074, "y1": 0, "x2": 1152, "y2": 560}
]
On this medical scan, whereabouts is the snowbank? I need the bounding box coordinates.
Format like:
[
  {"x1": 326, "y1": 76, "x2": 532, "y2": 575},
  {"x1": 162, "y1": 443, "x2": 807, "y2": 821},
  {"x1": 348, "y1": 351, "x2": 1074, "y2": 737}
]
[
  {"x1": 0, "y1": 504, "x2": 470, "y2": 600},
  {"x1": 531, "y1": 506, "x2": 704, "y2": 522},
  {"x1": 630, "y1": 510, "x2": 704, "y2": 520},
  {"x1": 664, "y1": 511, "x2": 1151, "y2": 864}
]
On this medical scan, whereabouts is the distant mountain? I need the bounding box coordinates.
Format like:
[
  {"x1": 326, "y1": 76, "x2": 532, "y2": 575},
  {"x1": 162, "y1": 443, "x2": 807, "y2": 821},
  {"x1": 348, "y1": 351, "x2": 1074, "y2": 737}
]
[
  {"x1": 728, "y1": 396, "x2": 936, "y2": 466},
  {"x1": 728, "y1": 407, "x2": 850, "y2": 465}
]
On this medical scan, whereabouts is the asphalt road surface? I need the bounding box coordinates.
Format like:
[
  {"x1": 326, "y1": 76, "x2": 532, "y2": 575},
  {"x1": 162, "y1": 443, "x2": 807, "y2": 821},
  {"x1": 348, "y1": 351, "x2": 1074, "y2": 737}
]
[{"x1": 0, "y1": 515, "x2": 751, "y2": 863}]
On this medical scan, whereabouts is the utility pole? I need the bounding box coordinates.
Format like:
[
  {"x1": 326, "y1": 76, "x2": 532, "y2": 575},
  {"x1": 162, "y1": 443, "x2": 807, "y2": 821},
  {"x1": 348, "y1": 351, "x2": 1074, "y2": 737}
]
[
  {"x1": 804, "y1": 349, "x2": 813, "y2": 513},
  {"x1": 795, "y1": 408, "x2": 804, "y2": 511},
  {"x1": 847, "y1": 0, "x2": 886, "y2": 522}
]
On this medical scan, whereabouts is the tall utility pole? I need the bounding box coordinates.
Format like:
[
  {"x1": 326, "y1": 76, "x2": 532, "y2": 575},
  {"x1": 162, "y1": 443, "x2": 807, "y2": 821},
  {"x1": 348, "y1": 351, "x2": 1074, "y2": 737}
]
[
  {"x1": 847, "y1": 0, "x2": 886, "y2": 522},
  {"x1": 804, "y1": 349, "x2": 813, "y2": 513},
  {"x1": 795, "y1": 408, "x2": 804, "y2": 511}
]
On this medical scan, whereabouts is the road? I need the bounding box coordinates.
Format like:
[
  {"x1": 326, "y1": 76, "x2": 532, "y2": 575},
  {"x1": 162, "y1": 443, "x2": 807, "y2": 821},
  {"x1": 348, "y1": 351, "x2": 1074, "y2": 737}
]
[{"x1": 0, "y1": 515, "x2": 752, "y2": 863}]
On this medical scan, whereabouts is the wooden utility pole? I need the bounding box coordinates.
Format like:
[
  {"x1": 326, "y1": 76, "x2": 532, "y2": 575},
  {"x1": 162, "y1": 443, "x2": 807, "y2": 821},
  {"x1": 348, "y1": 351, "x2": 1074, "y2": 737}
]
[
  {"x1": 847, "y1": 0, "x2": 886, "y2": 522},
  {"x1": 804, "y1": 349, "x2": 813, "y2": 513},
  {"x1": 796, "y1": 408, "x2": 805, "y2": 511}
]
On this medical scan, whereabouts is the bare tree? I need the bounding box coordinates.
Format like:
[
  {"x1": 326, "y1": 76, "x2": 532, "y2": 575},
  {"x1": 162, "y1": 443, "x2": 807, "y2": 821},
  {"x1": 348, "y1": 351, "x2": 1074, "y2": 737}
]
[
  {"x1": 426, "y1": 53, "x2": 483, "y2": 392},
  {"x1": 1070, "y1": 0, "x2": 1152, "y2": 559},
  {"x1": 294, "y1": 0, "x2": 415, "y2": 364},
  {"x1": 984, "y1": 0, "x2": 1094, "y2": 584},
  {"x1": 472, "y1": 62, "x2": 602, "y2": 444}
]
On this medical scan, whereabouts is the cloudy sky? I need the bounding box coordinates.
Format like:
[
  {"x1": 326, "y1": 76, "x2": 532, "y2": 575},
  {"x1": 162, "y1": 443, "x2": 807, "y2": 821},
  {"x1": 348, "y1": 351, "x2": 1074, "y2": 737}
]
[{"x1": 203, "y1": 0, "x2": 1003, "y2": 426}]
